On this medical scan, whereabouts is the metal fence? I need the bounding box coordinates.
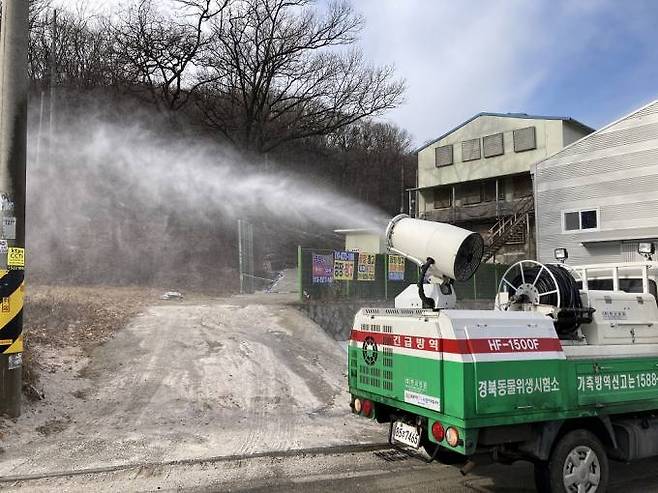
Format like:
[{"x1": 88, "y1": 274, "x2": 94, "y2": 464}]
[
  {"x1": 297, "y1": 245, "x2": 509, "y2": 303},
  {"x1": 297, "y1": 247, "x2": 418, "y2": 301},
  {"x1": 452, "y1": 263, "x2": 510, "y2": 302}
]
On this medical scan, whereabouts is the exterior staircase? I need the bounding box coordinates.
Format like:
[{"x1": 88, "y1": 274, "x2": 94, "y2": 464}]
[{"x1": 482, "y1": 195, "x2": 535, "y2": 263}]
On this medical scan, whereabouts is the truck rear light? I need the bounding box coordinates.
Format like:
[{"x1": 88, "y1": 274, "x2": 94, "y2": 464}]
[
  {"x1": 431, "y1": 421, "x2": 445, "y2": 442},
  {"x1": 353, "y1": 398, "x2": 362, "y2": 413},
  {"x1": 361, "y1": 399, "x2": 373, "y2": 417},
  {"x1": 446, "y1": 427, "x2": 460, "y2": 447}
]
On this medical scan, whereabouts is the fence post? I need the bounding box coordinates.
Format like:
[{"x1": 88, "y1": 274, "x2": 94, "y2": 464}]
[
  {"x1": 384, "y1": 254, "x2": 389, "y2": 300},
  {"x1": 297, "y1": 246, "x2": 303, "y2": 302},
  {"x1": 494, "y1": 264, "x2": 500, "y2": 297}
]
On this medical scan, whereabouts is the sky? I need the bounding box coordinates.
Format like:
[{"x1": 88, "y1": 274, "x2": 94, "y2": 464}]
[{"x1": 70, "y1": 0, "x2": 658, "y2": 148}]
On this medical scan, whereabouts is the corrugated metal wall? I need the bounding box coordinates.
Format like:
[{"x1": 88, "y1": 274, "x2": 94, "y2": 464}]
[{"x1": 535, "y1": 100, "x2": 658, "y2": 265}]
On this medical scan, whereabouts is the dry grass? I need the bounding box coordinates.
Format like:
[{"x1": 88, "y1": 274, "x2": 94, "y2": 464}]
[{"x1": 22, "y1": 285, "x2": 159, "y2": 397}]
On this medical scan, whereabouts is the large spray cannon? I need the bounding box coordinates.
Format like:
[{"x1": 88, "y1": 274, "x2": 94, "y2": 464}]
[{"x1": 385, "y1": 214, "x2": 484, "y2": 309}]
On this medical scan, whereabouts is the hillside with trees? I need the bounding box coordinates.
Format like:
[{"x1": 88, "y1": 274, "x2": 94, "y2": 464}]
[{"x1": 9, "y1": 0, "x2": 416, "y2": 288}]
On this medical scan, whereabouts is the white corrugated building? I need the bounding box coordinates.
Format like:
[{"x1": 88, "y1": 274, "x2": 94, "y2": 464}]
[{"x1": 533, "y1": 99, "x2": 658, "y2": 264}]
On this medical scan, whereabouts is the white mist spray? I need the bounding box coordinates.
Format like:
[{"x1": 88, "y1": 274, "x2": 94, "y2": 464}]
[{"x1": 26, "y1": 115, "x2": 390, "y2": 288}]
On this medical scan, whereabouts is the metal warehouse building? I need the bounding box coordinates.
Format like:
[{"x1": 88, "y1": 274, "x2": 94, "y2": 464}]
[{"x1": 533, "y1": 99, "x2": 658, "y2": 264}]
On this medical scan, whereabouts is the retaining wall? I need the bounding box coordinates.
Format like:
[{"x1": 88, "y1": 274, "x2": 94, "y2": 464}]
[{"x1": 299, "y1": 299, "x2": 495, "y2": 341}]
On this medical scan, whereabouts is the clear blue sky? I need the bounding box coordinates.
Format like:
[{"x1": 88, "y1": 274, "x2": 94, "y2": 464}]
[
  {"x1": 79, "y1": 0, "x2": 658, "y2": 146},
  {"x1": 356, "y1": 0, "x2": 658, "y2": 146}
]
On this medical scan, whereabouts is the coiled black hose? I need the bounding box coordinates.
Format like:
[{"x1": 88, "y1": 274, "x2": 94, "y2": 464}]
[{"x1": 510, "y1": 264, "x2": 584, "y2": 336}]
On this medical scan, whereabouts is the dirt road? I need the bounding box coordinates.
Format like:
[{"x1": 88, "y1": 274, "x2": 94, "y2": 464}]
[{"x1": 0, "y1": 293, "x2": 380, "y2": 478}]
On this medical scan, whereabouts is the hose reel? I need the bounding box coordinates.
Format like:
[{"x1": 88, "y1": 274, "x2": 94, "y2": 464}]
[{"x1": 496, "y1": 261, "x2": 594, "y2": 337}]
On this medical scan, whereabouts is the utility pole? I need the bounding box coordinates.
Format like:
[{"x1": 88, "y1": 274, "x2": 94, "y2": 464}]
[{"x1": 0, "y1": 0, "x2": 28, "y2": 417}]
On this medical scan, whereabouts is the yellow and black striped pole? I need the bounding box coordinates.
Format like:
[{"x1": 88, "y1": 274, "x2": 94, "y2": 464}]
[{"x1": 0, "y1": 0, "x2": 28, "y2": 418}]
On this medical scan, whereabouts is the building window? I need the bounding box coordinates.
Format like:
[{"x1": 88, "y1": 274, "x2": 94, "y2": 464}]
[
  {"x1": 483, "y1": 132, "x2": 504, "y2": 158},
  {"x1": 562, "y1": 208, "x2": 599, "y2": 232},
  {"x1": 433, "y1": 187, "x2": 452, "y2": 209},
  {"x1": 513, "y1": 126, "x2": 537, "y2": 152},
  {"x1": 461, "y1": 138, "x2": 481, "y2": 162},
  {"x1": 457, "y1": 181, "x2": 482, "y2": 206},
  {"x1": 482, "y1": 179, "x2": 496, "y2": 202},
  {"x1": 435, "y1": 145, "x2": 453, "y2": 167},
  {"x1": 498, "y1": 178, "x2": 507, "y2": 201},
  {"x1": 512, "y1": 174, "x2": 533, "y2": 198}
]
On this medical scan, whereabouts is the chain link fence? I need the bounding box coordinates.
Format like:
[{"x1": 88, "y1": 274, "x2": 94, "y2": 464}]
[
  {"x1": 452, "y1": 263, "x2": 510, "y2": 302},
  {"x1": 297, "y1": 247, "x2": 418, "y2": 301}
]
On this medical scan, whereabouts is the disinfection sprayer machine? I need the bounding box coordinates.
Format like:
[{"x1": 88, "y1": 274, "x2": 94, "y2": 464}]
[{"x1": 349, "y1": 214, "x2": 658, "y2": 493}]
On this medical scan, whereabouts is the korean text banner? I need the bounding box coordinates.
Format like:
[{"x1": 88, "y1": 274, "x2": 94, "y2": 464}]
[
  {"x1": 388, "y1": 255, "x2": 406, "y2": 281},
  {"x1": 312, "y1": 253, "x2": 334, "y2": 283},
  {"x1": 357, "y1": 253, "x2": 376, "y2": 281},
  {"x1": 334, "y1": 251, "x2": 355, "y2": 281}
]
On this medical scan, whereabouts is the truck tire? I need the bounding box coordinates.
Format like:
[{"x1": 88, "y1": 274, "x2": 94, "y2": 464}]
[{"x1": 535, "y1": 429, "x2": 609, "y2": 493}]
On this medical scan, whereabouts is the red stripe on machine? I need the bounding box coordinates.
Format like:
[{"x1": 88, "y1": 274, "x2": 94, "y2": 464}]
[{"x1": 349, "y1": 330, "x2": 562, "y2": 355}]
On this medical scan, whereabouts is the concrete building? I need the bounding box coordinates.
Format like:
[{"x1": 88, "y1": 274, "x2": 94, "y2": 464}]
[
  {"x1": 412, "y1": 113, "x2": 593, "y2": 264},
  {"x1": 534, "y1": 100, "x2": 658, "y2": 265},
  {"x1": 334, "y1": 228, "x2": 386, "y2": 254}
]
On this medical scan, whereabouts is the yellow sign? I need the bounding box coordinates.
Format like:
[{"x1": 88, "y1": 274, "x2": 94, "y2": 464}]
[{"x1": 7, "y1": 247, "x2": 24, "y2": 269}]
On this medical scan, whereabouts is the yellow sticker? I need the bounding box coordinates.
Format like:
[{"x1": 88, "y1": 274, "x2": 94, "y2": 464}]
[
  {"x1": 1, "y1": 297, "x2": 9, "y2": 312},
  {"x1": 7, "y1": 247, "x2": 24, "y2": 269}
]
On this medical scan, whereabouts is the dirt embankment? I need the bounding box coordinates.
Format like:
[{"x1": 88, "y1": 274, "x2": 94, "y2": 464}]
[
  {"x1": 21, "y1": 285, "x2": 158, "y2": 394},
  {"x1": 0, "y1": 285, "x2": 158, "y2": 448}
]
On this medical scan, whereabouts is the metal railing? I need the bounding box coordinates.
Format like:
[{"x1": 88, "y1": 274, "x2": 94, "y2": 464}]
[{"x1": 483, "y1": 196, "x2": 534, "y2": 262}]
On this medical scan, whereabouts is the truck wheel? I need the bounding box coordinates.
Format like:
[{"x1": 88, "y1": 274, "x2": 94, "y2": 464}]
[{"x1": 539, "y1": 430, "x2": 609, "y2": 493}]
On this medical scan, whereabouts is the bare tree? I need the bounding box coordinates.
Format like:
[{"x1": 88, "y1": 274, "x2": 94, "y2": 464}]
[
  {"x1": 0, "y1": 0, "x2": 51, "y2": 29},
  {"x1": 326, "y1": 120, "x2": 412, "y2": 213},
  {"x1": 28, "y1": 9, "x2": 118, "y2": 90},
  {"x1": 197, "y1": 0, "x2": 405, "y2": 152},
  {"x1": 113, "y1": 0, "x2": 228, "y2": 112}
]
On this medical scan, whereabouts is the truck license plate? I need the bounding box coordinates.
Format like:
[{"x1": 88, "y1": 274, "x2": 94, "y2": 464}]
[{"x1": 392, "y1": 421, "x2": 420, "y2": 448}]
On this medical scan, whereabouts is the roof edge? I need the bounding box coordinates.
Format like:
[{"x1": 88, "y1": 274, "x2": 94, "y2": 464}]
[
  {"x1": 415, "y1": 112, "x2": 594, "y2": 154},
  {"x1": 534, "y1": 98, "x2": 658, "y2": 168}
]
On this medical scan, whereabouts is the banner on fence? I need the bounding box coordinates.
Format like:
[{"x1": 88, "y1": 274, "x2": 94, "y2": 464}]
[
  {"x1": 388, "y1": 255, "x2": 406, "y2": 281},
  {"x1": 357, "y1": 253, "x2": 376, "y2": 281},
  {"x1": 334, "y1": 251, "x2": 355, "y2": 281},
  {"x1": 312, "y1": 253, "x2": 334, "y2": 283}
]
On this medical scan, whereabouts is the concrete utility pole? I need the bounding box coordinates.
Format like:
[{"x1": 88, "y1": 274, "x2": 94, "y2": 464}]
[{"x1": 0, "y1": 0, "x2": 29, "y2": 417}]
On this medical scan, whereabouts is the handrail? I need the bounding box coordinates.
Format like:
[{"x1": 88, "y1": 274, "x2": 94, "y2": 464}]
[{"x1": 488, "y1": 196, "x2": 534, "y2": 241}]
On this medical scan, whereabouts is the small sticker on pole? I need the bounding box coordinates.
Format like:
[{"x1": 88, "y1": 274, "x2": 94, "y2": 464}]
[
  {"x1": 8, "y1": 353, "x2": 22, "y2": 370},
  {"x1": 7, "y1": 247, "x2": 24, "y2": 270},
  {"x1": 0, "y1": 240, "x2": 7, "y2": 254},
  {"x1": 2, "y1": 217, "x2": 16, "y2": 240}
]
